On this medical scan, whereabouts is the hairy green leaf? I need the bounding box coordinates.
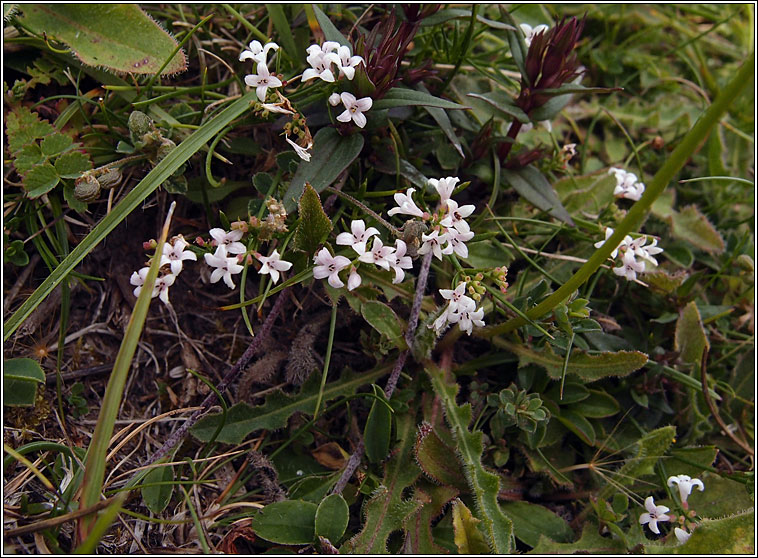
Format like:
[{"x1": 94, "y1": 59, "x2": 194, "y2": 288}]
[
  {"x1": 414, "y1": 422, "x2": 468, "y2": 491},
  {"x1": 645, "y1": 508, "x2": 754, "y2": 554},
  {"x1": 669, "y1": 205, "x2": 725, "y2": 254},
  {"x1": 293, "y1": 183, "x2": 332, "y2": 254},
  {"x1": 403, "y1": 481, "x2": 459, "y2": 554},
  {"x1": 452, "y1": 499, "x2": 491, "y2": 554},
  {"x1": 19, "y1": 5, "x2": 186, "y2": 75}
]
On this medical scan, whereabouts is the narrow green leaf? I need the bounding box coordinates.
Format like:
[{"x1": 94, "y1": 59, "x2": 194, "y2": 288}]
[
  {"x1": 312, "y1": 5, "x2": 349, "y2": 44},
  {"x1": 191, "y1": 366, "x2": 390, "y2": 444},
  {"x1": 293, "y1": 183, "x2": 332, "y2": 254},
  {"x1": 502, "y1": 166, "x2": 575, "y2": 226},
  {"x1": 466, "y1": 92, "x2": 530, "y2": 123},
  {"x1": 364, "y1": 385, "x2": 393, "y2": 464},
  {"x1": 141, "y1": 465, "x2": 174, "y2": 514},
  {"x1": 314, "y1": 493, "x2": 349, "y2": 543},
  {"x1": 675, "y1": 301, "x2": 709, "y2": 365},
  {"x1": 373, "y1": 88, "x2": 469, "y2": 111},
  {"x1": 452, "y1": 499, "x2": 491, "y2": 554},
  {"x1": 499, "y1": 7, "x2": 529, "y2": 85},
  {"x1": 418, "y1": 84, "x2": 464, "y2": 157},
  {"x1": 501, "y1": 500, "x2": 574, "y2": 548},
  {"x1": 19, "y1": 5, "x2": 186, "y2": 75},
  {"x1": 4, "y1": 91, "x2": 260, "y2": 342},
  {"x1": 266, "y1": 5, "x2": 299, "y2": 62},
  {"x1": 251, "y1": 500, "x2": 318, "y2": 545},
  {"x1": 282, "y1": 127, "x2": 364, "y2": 213}
]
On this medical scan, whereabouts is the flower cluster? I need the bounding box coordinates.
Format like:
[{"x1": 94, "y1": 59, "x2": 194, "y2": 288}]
[
  {"x1": 129, "y1": 235, "x2": 197, "y2": 306},
  {"x1": 594, "y1": 227, "x2": 664, "y2": 282},
  {"x1": 240, "y1": 40, "x2": 282, "y2": 102},
  {"x1": 639, "y1": 474, "x2": 705, "y2": 543},
  {"x1": 609, "y1": 167, "x2": 646, "y2": 201},
  {"x1": 432, "y1": 282, "x2": 485, "y2": 336}
]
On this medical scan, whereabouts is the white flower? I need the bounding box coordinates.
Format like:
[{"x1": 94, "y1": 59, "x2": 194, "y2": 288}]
[
  {"x1": 204, "y1": 245, "x2": 245, "y2": 289},
  {"x1": 256, "y1": 249, "x2": 292, "y2": 284},
  {"x1": 347, "y1": 267, "x2": 362, "y2": 291},
  {"x1": 519, "y1": 23, "x2": 550, "y2": 47},
  {"x1": 439, "y1": 283, "x2": 476, "y2": 314},
  {"x1": 130, "y1": 266, "x2": 150, "y2": 298},
  {"x1": 307, "y1": 41, "x2": 340, "y2": 56},
  {"x1": 302, "y1": 47, "x2": 338, "y2": 82},
  {"x1": 440, "y1": 199, "x2": 475, "y2": 233},
  {"x1": 336, "y1": 92, "x2": 373, "y2": 128},
  {"x1": 613, "y1": 249, "x2": 645, "y2": 281},
  {"x1": 358, "y1": 237, "x2": 395, "y2": 271},
  {"x1": 333, "y1": 45, "x2": 364, "y2": 80},
  {"x1": 336, "y1": 219, "x2": 379, "y2": 255},
  {"x1": 261, "y1": 102, "x2": 295, "y2": 115},
  {"x1": 160, "y1": 236, "x2": 197, "y2": 275},
  {"x1": 594, "y1": 227, "x2": 625, "y2": 259},
  {"x1": 244, "y1": 62, "x2": 283, "y2": 102},
  {"x1": 239, "y1": 40, "x2": 279, "y2": 65},
  {"x1": 432, "y1": 305, "x2": 454, "y2": 335},
  {"x1": 387, "y1": 188, "x2": 425, "y2": 218},
  {"x1": 609, "y1": 167, "x2": 646, "y2": 201},
  {"x1": 444, "y1": 227, "x2": 475, "y2": 258},
  {"x1": 449, "y1": 305, "x2": 485, "y2": 335},
  {"x1": 639, "y1": 496, "x2": 670, "y2": 535},
  {"x1": 313, "y1": 247, "x2": 351, "y2": 289},
  {"x1": 154, "y1": 273, "x2": 176, "y2": 305},
  {"x1": 328, "y1": 92, "x2": 341, "y2": 106},
  {"x1": 418, "y1": 229, "x2": 452, "y2": 260},
  {"x1": 389, "y1": 239, "x2": 413, "y2": 284},
  {"x1": 674, "y1": 527, "x2": 691, "y2": 543},
  {"x1": 667, "y1": 475, "x2": 704, "y2": 505},
  {"x1": 634, "y1": 237, "x2": 664, "y2": 267},
  {"x1": 428, "y1": 176, "x2": 459, "y2": 205},
  {"x1": 209, "y1": 228, "x2": 247, "y2": 255},
  {"x1": 285, "y1": 135, "x2": 313, "y2": 162}
]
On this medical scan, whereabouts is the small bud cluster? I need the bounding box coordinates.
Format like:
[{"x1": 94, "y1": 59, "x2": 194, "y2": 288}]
[{"x1": 639, "y1": 474, "x2": 704, "y2": 543}]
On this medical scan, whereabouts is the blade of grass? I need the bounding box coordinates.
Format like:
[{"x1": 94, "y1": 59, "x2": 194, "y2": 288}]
[
  {"x1": 76, "y1": 202, "x2": 175, "y2": 542},
  {"x1": 74, "y1": 493, "x2": 127, "y2": 554},
  {"x1": 4, "y1": 90, "x2": 260, "y2": 341}
]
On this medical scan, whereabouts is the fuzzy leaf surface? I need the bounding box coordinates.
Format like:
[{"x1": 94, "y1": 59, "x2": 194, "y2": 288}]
[
  {"x1": 293, "y1": 183, "x2": 332, "y2": 255},
  {"x1": 675, "y1": 300, "x2": 709, "y2": 365}
]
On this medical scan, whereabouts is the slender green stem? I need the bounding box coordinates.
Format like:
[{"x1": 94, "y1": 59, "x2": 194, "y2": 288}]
[
  {"x1": 482, "y1": 52, "x2": 754, "y2": 338},
  {"x1": 313, "y1": 303, "x2": 338, "y2": 418}
]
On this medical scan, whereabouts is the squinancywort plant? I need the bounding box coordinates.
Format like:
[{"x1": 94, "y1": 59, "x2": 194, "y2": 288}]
[{"x1": 638, "y1": 474, "x2": 705, "y2": 543}]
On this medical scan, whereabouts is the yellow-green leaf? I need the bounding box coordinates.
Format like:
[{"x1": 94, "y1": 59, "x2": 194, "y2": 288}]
[
  {"x1": 675, "y1": 301, "x2": 709, "y2": 365},
  {"x1": 452, "y1": 499, "x2": 491, "y2": 554}
]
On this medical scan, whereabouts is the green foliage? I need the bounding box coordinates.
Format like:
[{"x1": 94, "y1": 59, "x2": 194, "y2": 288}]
[
  {"x1": 402, "y1": 482, "x2": 459, "y2": 554},
  {"x1": 314, "y1": 493, "x2": 349, "y2": 543},
  {"x1": 18, "y1": 5, "x2": 186, "y2": 75},
  {"x1": 425, "y1": 363, "x2": 514, "y2": 553},
  {"x1": 502, "y1": 166, "x2": 574, "y2": 226},
  {"x1": 141, "y1": 465, "x2": 174, "y2": 515},
  {"x1": 251, "y1": 500, "x2": 318, "y2": 545},
  {"x1": 414, "y1": 423, "x2": 468, "y2": 491},
  {"x1": 487, "y1": 384, "x2": 551, "y2": 437},
  {"x1": 293, "y1": 183, "x2": 332, "y2": 254},
  {"x1": 452, "y1": 498, "x2": 491, "y2": 554},
  {"x1": 645, "y1": 509, "x2": 754, "y2": 554},
  {"x1": 529, "y1": 522, "x2": 625, "y2": 554},
  {"x1": 3, "y1": 358, "x2": 45, "y2": 407},
  {"x1": 674, "y1": 301, "x2": 710, "y2": 365},
  {"x1": 360, "y1": 301, "x2": 406, "y2": 345},
  {"x1": 363, "y1": 384, "x2": 393, "y2": 464},
  {"x1": 501, "y1": 500, "x2": 574, "y2": 548}
]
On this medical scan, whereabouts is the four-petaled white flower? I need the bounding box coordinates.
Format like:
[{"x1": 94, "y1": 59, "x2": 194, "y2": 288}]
[
  {"x1": 160, "y1": 236, "x2": 197, "y2": 275},
  {"x1": 245, "y1": 62, "x2": 283, "y2": 102},
  {"x1": 389, "y1": 239, "x2": 413, "y2": 283},
  {"x1": 256, "y1": 249, "x2": 292, "y2": 284},
  {"x1": 204, "y1": 245, "x2": 245, "y2": 289},
  {"x1": 302, "y1": 45, "x2": 339, "y2": 82},
  {"x1": 153, "y1": 273, "x2": 176, "y2": 305},
  {"x1": 609, "y1": 167, "x2": 646, "y2": 201},
  {"x1": 674, "y1": 527, "x2": 691, "y2": 543},
  {"x1": 347, "y1": 267, "x2": 362, "y2": 291},
  {"x1": 239, "y1": 40, "x2": 279, "y2": 65},
  {"x1": 285, "y1": 135, "x2": 313, "y2": 162},
  {"x1": 429, "y1": 176, "x2": 459, "y2": 205},
  {"x1": 519, "y1": 23, "x2": 550, "y2": 47},
  {"x1": 667, "y1": 475, "x2": 704, "y2": 505},
  {"x1": 440, "y1": 199, "x2": 476, "y2": 234},
  {"x1": 336, "y1": 92, "x2": 373, "y2": 128},
  {"x1": 336, "y1": 219, "x2": 380, "y2": 255},
  {"x1": 444, "y1": 227, "x2": 475, "y2": 258},
  {"x1": 638, "y1": 496, "x2": 671, "y2": 535},
  {"x1": 634, "y1": 237, "x2": 664, "y2": 266},
  {"x1": 333, "y1": 45, "x2": 364, "y2": 80},
  {"x1": 594, "y1": 227, "x2": 623, "y2": 259},
  {"x1": 358, "y1": 237, "x2": 395, "y2": 270},
  {"x1": 209, "y1": 228, "x2": 247, "y2": 255},
  {"x1": 449, "y1": 305, "x2": 485, "y2": 336},
  {"x1": 439, "y1": 283, "x2": 475, "y2": 313},
  {"x1": 313, "y1": 247, "x2": 351, "y2": 289},
  {"x1": 418, "y1": 229, "x2": 452, "y2": 260},
  {"x1": 130, "y1": 267, "x2": 151, "y2": 298},
  {"x1": 613, "y1": 249, "x2": 645, "y2": 281},
  {"x1": 388, "y1": 188, "x2": 425, "y2": 218}
]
